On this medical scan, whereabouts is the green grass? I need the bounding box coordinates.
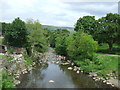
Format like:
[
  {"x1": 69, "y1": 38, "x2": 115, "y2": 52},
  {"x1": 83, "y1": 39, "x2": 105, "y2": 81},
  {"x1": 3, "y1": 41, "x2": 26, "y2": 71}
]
[
  {"x1": 97, "y1": 43, "x2": 120, "y2": 55},
  {"x1": 74, "y1": 53, "x2": 119, "y2": 77},
  {"x1": 2, "y1": 71, "x2": 15, "y2": 88}
]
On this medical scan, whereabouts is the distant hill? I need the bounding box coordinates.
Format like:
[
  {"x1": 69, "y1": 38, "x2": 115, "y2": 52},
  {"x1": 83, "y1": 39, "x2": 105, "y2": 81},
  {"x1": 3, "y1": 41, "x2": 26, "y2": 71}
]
[{"x1": 42, "y1": 25, "x2": 74, "y2": 32}]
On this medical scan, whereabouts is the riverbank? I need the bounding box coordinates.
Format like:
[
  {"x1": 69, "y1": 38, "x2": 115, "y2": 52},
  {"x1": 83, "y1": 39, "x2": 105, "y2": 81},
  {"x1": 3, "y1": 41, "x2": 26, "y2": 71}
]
[
  {"x1": 1, "y1": 47, "x2": 119, "y2": 89},
  {"x1": 58, "y1": 53, "x2": 119, "y2": 89},
  {"x1": 0, "y1": 51, "x2": 45, "y2": 89},
  {"x1": 17, "y1": 47, "x2": 114, "y2": 88}
]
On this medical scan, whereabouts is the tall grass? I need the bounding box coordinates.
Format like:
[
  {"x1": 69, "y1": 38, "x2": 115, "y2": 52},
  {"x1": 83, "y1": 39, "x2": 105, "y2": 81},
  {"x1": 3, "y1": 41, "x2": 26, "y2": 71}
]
[{"x1": 74, "y1": 53, "x2": 119, "y2": 77}]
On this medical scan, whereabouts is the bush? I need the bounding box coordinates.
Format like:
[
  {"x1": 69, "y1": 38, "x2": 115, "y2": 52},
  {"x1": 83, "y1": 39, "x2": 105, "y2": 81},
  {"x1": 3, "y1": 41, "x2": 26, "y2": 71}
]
[{"x1": 66, "y1": 32, "x2": 98, "y2": 60}]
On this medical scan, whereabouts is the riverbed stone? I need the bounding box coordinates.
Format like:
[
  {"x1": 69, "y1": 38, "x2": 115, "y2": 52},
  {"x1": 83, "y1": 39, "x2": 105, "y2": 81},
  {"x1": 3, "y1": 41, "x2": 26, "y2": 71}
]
[
  {"x1": 15, "y1": 75, "x2": 19, "y2": 79},
  {"x1": 73, "y1": 68, "x2": 77, "y2": 71},
  {"x1": 93, "y1": 77, "x2": 96, "y2": 80},
  {"x1": 81, "y1": 71, "x2": 83, "y2": 72},
  {"x1": 76, "y1": 71, "x2": 79, "y2": 74},
  {"x1": 49, "y1": 80, "x2": 55, "y2": 83},
  {"x1": 89, "y1": 72, "x2": 97, "y2": 77},
  {"x1": 103, "y1": 80, "x2": 106, "y2": 83},
  {"x1": 71, "y1": 63, "x2": 74, "y2": 66},
  {"x1": 68, "y1": 67, "x2": 72, "y2": 70},
  {"x1": 64, "y1": 62, "x2": 69, "y2": 65},
  {"x1": 106, "y1": 82, "x2": 111, "y2": 85},
  {"x1": 14, "y1": 80, "x2": 20, "y2": 85}
]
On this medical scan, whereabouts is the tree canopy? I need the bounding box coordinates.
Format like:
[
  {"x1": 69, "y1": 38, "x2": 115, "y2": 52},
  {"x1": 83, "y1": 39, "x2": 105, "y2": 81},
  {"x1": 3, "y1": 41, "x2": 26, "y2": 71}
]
[
  {"x1": 3, "y1": 17, "x2": 28, "y2": 47},
  {"x1": 94, "y1": 13, "x2": 120, "y2": 49},
  {"x1": 74, "y1": 16, "x2": 96, "y2": 35}
]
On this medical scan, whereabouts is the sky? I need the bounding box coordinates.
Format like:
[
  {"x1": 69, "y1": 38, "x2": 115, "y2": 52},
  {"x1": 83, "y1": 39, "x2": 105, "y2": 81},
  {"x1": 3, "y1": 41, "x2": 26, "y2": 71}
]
[{"x1": 0, "y1": 0, "x2": 119, "y2": 27}]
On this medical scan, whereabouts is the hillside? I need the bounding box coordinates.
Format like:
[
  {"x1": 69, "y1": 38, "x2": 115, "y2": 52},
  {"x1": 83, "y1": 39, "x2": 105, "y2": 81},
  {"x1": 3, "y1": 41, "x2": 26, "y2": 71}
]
[{"x1": 42, "y1": 25, "x2": 74, "y2": 32}]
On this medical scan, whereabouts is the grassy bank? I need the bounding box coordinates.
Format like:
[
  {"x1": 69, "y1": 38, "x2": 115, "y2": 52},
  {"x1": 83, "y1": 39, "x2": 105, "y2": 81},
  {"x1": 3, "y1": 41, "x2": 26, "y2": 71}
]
[
  {"x1": 74, "y1": 53, "x2": 119, "y2": 78},
  {"x1": 97, "y1": 43, "x2": 120, "y2": 55},
  {"x1": 2, "y1": 71, "x2": 15, "y2": 88}
]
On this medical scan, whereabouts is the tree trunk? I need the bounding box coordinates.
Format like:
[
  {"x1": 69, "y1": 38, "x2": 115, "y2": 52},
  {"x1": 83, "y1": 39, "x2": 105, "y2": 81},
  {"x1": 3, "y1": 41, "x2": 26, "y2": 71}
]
[{"x1": 108, "y1": 43, "x2": 113, "y2": 50}]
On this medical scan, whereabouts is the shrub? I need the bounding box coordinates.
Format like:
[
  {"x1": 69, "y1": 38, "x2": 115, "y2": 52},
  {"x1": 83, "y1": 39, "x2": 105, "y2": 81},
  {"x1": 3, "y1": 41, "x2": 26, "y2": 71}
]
[{"x1": 66, "y1": 31, "x2": 98, "y2": 60}]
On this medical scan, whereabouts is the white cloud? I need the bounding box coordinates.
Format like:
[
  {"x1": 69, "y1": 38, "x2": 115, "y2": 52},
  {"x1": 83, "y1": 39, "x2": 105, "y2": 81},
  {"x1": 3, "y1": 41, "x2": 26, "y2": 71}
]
[{"x1": 0, "y1": 0, "x2": 118, "y2": 27}]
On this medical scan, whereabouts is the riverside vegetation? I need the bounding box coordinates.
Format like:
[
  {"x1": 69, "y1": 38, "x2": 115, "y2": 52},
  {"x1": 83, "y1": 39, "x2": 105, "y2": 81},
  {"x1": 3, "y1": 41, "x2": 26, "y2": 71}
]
[{"x1": 0, "y1": 13, "x2": 120, "y2": 89}]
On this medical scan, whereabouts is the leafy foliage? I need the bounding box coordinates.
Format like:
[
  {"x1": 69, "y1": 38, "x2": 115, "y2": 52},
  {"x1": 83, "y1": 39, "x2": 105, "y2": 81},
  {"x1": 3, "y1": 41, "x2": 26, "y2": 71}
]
[
  {"x1": 49, "y1": 29, "x2": 70, "y2": 55},
  {"x1": 55, "y1": 29, "x2": 70, "y2": 55},
  {"x1": 74, "y1": 16, "x2": 96, "y2": 35},
  {"x1": 27, "y1": 19, "x2": 48, "y2": 53},
  {"x1": 2, "y1": 72, "x2": 15, "y2": 88},
  {"x1": 94, "y1": 13, "x2": 120, "y2": 49},
  {"x1": 66, "y1": 31, "x2": 98, "y2": 60},
  {"x1": 3, "y1": 17, "x2": 28, "y2": 47}
]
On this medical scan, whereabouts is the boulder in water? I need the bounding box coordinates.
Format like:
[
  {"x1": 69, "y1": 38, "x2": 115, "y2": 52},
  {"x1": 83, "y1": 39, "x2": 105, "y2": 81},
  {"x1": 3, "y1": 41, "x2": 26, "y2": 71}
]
[
  {"x1": 49, "y1": 80, "x2": 55, "y2": 83},
  {"x1": 68, "y1": 67, "x2": 72, "y2": 70},
  {"x1": 76, "y1": 71, "x2": 79, "y2": 74}
]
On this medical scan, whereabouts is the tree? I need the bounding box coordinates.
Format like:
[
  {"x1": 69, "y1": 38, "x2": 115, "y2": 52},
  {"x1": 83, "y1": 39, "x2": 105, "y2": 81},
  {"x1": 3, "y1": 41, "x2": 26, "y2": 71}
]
[
  {"x1": 94, "y1": 13, "x2": 120, "y2": 50},
  {"x1": 66, "y1": 31, "x2": 98, "y2": 60},
  {"x1": 43, "y1": 28, "x2": 51, "y2": 43},
  {"x1": 27, "y1": 20, "x2": 47, "y2": 53},
  {"x1": 74, "y1": 16, "x2": 96, "y2": 35},
  {"x1": 4, "y1": 17, "x2": 28, "y2": 47},
  {"x1": 49, "y1": 29, "x2": 70, "y2": 55},
  {"x1": 55, "y1": 29, "x2": 70, "y2": 55}
]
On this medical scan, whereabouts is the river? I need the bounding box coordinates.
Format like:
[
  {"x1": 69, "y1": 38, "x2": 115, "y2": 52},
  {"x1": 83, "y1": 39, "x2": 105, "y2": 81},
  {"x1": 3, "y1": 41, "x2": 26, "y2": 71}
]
[{"x1": 17, "y1": 48, "x2": 113, "y2": 88}]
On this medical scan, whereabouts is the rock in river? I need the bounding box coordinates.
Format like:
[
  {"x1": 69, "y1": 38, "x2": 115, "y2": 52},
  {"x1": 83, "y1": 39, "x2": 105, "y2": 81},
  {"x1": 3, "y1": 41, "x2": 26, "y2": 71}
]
[
  {"x1": 14, "y1": 80, "x2": 21, "y2": 85},
  {"x1": 76, "y1": 71, "x2": 79, "y2": 74},
  {"x1": 68, "y1": 67, "x2": 72, "y2": 70},
  {"x1": 49, "y1": 80, "x2": 55, "y2": 83}
]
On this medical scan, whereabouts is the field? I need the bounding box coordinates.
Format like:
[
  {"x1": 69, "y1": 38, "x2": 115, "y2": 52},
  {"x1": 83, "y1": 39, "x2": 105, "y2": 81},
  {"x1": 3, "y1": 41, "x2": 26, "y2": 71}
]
[
  {"x1": 97, "y1": 43, "x2": 120, "y2": 55},
  {"x1": 74, "y1": 53, "x2": 119, "y2": 77}
]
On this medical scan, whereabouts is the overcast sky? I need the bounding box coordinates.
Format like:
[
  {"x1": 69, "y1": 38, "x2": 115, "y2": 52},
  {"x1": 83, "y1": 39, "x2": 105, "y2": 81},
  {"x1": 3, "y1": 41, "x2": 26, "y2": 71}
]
[{"x1": 0, "y1": 0, "x2": 119, "y2": 27}]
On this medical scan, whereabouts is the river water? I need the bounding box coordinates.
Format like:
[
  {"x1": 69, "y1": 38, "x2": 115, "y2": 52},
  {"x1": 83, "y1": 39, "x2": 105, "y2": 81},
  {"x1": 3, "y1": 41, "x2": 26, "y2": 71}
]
[{"x1": 17, "y1": 48, "x2": 113, "y2": 88}]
